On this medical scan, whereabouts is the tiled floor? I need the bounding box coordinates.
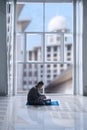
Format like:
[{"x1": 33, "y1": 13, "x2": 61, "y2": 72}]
[{"x1": 0, "y1": 95, "x2": 87, "y2": 130}]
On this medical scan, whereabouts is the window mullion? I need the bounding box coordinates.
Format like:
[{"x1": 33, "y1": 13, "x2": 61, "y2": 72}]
[
  {"x1": 61, "y1": 33, "x2": 64, "y2": 62},
  {"x1": 24, "y1": 33, "x2": 27, "y2": 62},
  {"x1": 43, "y1": 2, "x2": 45, "y2": 94}
]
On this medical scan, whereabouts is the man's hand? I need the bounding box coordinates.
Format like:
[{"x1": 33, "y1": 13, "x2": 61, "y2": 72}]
[{"x1": 39, "y1": 95, "x2": 46, "y2": 100}]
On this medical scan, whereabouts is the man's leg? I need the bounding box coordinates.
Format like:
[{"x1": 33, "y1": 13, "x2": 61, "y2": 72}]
[{"x1": 35, "y1": 97, "x2": 45, "y2": 105}]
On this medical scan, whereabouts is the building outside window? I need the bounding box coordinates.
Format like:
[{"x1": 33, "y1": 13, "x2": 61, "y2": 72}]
[{"x1": 15, "y1": 1, "x2": 73, "y2": 94}]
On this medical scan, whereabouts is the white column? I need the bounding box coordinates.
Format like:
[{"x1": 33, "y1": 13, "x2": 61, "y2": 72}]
[
  {"x1": 73, "y1": 0, "x2": 83, "y2": 95},
  {"x1": 13, "y1": 0, "x2": 17, "y2": 95},
  {"x1": 82, "y1": 0, "x2": 87, "y2": 96}
]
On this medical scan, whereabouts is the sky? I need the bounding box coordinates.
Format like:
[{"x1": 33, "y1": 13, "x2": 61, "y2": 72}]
[
  {"x1": 18, "y1": 3, "x2": 73, "y2": 50},
  {"x1": 18, "y1": 3, "x2": 72, "y2": 32}
]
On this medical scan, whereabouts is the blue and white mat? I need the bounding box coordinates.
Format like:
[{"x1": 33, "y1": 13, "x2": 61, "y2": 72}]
[
  {"x1": 26, "y1": 101, "x2": 59, "y2": 106},
  {"x1": 51, "y1": 101, "x2": 59, "y2": 106}
]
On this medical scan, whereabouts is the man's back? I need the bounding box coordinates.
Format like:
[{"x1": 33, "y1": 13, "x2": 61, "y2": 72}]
[
  {"x1": 27, "y1": 87, "x2": 40, "y2": 104},
  {"x1": 27, "y1": 81, "x2": 47, "y2": 105}
]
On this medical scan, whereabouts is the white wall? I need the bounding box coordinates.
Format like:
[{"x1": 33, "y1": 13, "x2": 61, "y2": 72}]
[{"x1": 0, "y1": 0, "x2": 8, "y2": 95}]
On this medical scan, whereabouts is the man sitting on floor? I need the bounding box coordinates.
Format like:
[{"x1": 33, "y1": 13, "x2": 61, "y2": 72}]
[{"x1": 27, "y1": 81, "x2": 51, "y2": 105}]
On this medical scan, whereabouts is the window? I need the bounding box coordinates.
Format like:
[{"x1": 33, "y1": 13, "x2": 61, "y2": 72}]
[
  {"x1": 54, "y1": 53, "x2": 57, "y2": 57},
  {"x1": 54, "y1": 64, "x2": 57, "y2": 67},
  {"x1": 29, "y1": 51, "x2": 32, "y2": 60},
  {"x1": 23, "y1": 81, "x2": 26, "y2": 85},
  {"x1": 47, "y1": 80, "x2": 50, "y2": 83},
  {"x1": 47, "y1": 65, "x2": 50, "y2": 68},
  {"x1": 45, "y1": 34, "x2": 61, "y2": 61},
  {"x1": 8, "y1": 17, "x2": 10, "y2": 23},
  {"x1": 34, "y1": 81, "x2": 37, "y2": 84},
  {"x1": 60, "y1": 69, "x2": 64, "y2": 73},
  {"x1": 47, "y1": 70, "x2": 50, "y2": 73},
  {"x1": 23, "y1": 72, "x2": 26, "y2": 76},
  {"x1": 67, "y1": 45, "x2": 71, "y2": 50},
  {"x1": 67, "y1": 64, "x2": 71, "y2": 67},
  {"x1": 47, "y1": 54, "x2": 50, "y2": 57},
  {"x1": 54, "y1": 69, "x2": 57, "y2": 73},
  {"x1": 47, "y1": 59, "x2": 51, "y2": 61},
  {"x1": 56, "y1": 36, "x2": 60, "y2": 41},
  {"x1": 34, "y1": 64, "x2": 37, "y2": 68},
  {"x1": 64, "y1": 34, "x2": 72, "y2": 62},
  {"x1": 54, "y1": 59, "x2": 57, "y2": 61},
  {"x1": 41, "y1": 65, "x2": 43, "y2": 68},
  {"x1": 27, "y1": 34, "x2": 42, "y2": 62},
  {"x1": 60, "y1": 64, "x2": 63, "y2": 67},
  {"x1": 67, "y1": 58, "x2": 71, "y2": 61},
  {"x1": 28, "y1": 72, "x2": 32, "y2": 76},
  {"x1": 53, "y1": 46, "x2": 57, "y2": 52},
  {"x1": 47, "y1": 75, "x2": 50, "y2": 78},
  {"x1": 47, "y1": 47, "x2": 51, "y2": 52},
  {"x1": 67, "y1": 52, "x2": 71, "y2": 56},
  {"x1": 41, "y1": 70, "x2": 43, "y2": 73},
  {"x1": 24, "y1": 64, "x2": 26, "y2": 68},
  {"x1": 7, "y1": 4, "x2": 11, "y2": 14},
  {"x1": 54, "y1": 75, "x2": 57, "y2": 78},
  {"x1": 29, "y1": 81, "x2": 32, "y2": 84},
  {"x1": 34, "y1": 51, "x2": 38, "y2": 60},
  {"x1": 34, "y1": 71, "x2": 37, "y2": 76},
  {"x1": 29, "y1": 64, "x2": 32, "y2": 68}
]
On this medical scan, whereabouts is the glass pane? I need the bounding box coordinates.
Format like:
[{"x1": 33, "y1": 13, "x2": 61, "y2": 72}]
[
  {"x1": 44, "y1": 63, "x2": 72, "y2": 94},
  {"x1": 17, "y1": 64, "x2": 25, "y2": 94},
  {"x1": 17, "y1": 64, "x2": 44, "y2": 94},
  {"x1": 26, "y1": 34, "x2": 43, "y2": 61},
  {"x1": 45, "y1": 3, "x2": 72, "y2": 32},
  {"x1": 17, "y1": 63, "x2": 72, "y2": 94},
  {"x1": 64, "y1": 33, "x2": 73, "y2": 62},
  {"x1": 16, "y1": 3, "x2": 43, "y2": 32},
  {"x1": 45, "y1": 33, "x2": 62, "y2": 62},
  {"x1": 16, "y1": 33, "x2": 25, "y2": 62}
]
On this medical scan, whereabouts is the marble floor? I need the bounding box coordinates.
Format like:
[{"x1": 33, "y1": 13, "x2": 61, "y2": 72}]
[{"x1": 0, "y1": 95, "x2": 87, "y2": 130}]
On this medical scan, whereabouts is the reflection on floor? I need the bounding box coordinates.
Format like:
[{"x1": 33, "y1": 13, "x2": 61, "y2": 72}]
[{"x1": 0, "y1": 95, "x2": 87, "y2": 130}]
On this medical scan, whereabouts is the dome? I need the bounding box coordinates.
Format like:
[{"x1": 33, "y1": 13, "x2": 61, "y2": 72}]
[{"x1": 48, "y1": 16, "x2": 68, "y2": 32}]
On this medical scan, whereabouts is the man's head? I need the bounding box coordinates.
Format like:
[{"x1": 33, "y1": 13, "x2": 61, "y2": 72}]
[{"x1": 36, "y1": 81, "x2": 44, "y2": 89}]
